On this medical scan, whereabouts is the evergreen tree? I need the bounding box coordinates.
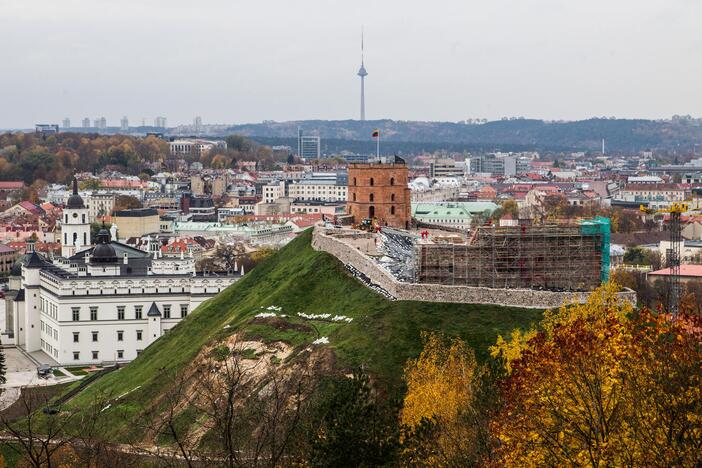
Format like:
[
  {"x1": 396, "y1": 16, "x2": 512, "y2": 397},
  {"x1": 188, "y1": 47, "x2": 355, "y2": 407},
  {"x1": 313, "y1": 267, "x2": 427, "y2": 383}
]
[
  {"x1": 0, "y1": 347, "x2": 7, "y2": 386},
  {"x1": 308, "y1": 371, "x2": 399, "y2": 467}
]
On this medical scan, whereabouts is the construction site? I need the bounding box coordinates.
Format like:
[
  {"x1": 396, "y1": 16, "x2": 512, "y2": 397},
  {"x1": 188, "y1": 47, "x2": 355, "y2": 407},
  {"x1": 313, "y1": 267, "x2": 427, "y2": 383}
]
[
  {"x1": 414, "y1": 218, "x2": 610, "y2": 291},
  {"x1": 313, "y1": 217, "x2": 633, "y2": 308}
]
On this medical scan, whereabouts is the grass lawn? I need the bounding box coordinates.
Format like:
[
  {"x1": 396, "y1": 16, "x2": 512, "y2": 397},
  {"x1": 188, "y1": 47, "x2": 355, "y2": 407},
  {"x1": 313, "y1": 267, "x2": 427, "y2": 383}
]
[
  {"x1": 62, "y1": 229, "x2": 543, "y2": 440},
  {"x1": 64, "y1": 367, "x2": 89, "y2": 376}
]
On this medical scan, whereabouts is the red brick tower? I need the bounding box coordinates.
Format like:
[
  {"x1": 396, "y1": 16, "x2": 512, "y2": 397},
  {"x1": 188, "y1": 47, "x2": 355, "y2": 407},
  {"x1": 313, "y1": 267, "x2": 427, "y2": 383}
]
[{"x1": 347, "y1": 161, "x2": 411, "y2": 229}]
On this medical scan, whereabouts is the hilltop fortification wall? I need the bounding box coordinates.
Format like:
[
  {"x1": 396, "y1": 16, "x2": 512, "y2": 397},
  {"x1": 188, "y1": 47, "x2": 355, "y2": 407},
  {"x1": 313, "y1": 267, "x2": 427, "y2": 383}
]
[{"x1": 312, "y1": 227, "x2": 636, "y2": 309}]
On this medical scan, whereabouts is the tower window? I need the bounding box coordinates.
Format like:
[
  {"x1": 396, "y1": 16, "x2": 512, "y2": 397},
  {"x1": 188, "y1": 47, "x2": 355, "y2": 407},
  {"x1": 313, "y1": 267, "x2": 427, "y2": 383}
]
[
  {"x1": 370, "y1": 178, "x2": 374, "y2": 186},
  {"x1": 391, "y1": 193, "x2": 395, "y2": 201},
  {"x1": 369, "y1": 193, "x2": 374, "y2": 202},
  {"x1": 353, "y1": 177, "x2": 357, "y2": 186},
  {"x1": 353, "y1": 193, "x2": 357, "y2": 201},
  {"x1": 390, "y1": 177, "x2": 395, "y2": 186},
  {"x1": 391, "y1": 206, "x2": 396, "y2": 215}
]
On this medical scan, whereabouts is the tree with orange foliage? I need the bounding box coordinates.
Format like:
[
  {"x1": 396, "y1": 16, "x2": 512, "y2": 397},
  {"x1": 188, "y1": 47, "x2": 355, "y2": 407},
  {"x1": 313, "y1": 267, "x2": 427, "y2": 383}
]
[{"x1": 490, "y1": 283, "x2": 702, "y2": 466}]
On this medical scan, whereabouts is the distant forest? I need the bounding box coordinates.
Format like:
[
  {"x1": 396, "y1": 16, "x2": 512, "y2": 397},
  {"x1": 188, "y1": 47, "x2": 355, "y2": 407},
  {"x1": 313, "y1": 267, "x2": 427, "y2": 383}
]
[
  {"x1": 0, "y1": 133, "x2": 278, "y2": 187},
  {"x1": 224, "y1": 117, "x2": 702, "y2": 154}
]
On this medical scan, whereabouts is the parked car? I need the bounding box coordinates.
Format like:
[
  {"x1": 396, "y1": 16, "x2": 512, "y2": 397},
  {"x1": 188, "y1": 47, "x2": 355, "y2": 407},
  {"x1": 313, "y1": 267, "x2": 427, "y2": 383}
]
[{"x1": 37, "y1": 364, "x2": 52, "y2": 379}]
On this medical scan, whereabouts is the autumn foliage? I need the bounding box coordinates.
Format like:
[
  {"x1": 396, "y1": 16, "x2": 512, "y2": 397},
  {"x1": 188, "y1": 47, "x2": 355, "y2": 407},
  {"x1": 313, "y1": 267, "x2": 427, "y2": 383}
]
[
  {"x1": 399, "y1": 332, "x2": 506, "y2": 466},
  {"x1": 489, "y1": 283, "x2": 702, "y2": 466}
]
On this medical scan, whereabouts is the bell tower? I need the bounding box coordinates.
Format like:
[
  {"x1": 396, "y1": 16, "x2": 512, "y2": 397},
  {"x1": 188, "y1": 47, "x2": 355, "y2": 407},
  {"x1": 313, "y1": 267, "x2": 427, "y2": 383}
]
[{"x1": 61, "y1": 177, "x2": 91, "y2": 257}]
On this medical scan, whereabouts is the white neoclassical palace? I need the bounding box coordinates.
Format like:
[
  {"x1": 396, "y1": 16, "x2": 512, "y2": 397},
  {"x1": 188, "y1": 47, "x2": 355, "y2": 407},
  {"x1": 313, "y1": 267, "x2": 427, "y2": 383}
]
[{"x1": 4, "y1": 179, "x2": 241, "y2": 365}]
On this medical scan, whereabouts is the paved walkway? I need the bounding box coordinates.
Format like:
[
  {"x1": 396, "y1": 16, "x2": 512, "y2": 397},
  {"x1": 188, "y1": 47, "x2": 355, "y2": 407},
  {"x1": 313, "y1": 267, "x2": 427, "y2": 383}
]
[
  {"x1": 0, "y1": 387, "x2": 20, "y2": 411},
  {"x1": 0, "y1": 347, "x2": 83, "y2": 411}
]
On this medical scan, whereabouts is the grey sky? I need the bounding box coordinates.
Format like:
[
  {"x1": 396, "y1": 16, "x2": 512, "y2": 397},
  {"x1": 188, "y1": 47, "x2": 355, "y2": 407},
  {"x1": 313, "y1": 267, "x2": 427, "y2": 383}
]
[{"x1": 2, "y1": 0, "x2": 701, "y2": 128}]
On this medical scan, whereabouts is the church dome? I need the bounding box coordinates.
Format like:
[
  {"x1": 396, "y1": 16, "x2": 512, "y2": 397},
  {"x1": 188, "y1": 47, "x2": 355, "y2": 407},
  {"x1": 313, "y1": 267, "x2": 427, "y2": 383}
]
[
  {"x1": 91, "y1": 226, "x2": 117, "y2": 263},
  {"x1": 66, "y1": 177, "x2": 85, "y2": 209}
]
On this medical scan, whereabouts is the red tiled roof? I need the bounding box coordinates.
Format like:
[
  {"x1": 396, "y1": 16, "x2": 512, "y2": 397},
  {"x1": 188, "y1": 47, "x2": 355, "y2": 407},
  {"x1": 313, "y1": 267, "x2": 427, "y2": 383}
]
[
  {"x1": 18, "y1": 201, "x2": 42, "y2": 214},
  {"x1": 100, "y1": 179, "x2": 145, "y2": 188},
  {"x1": 540, "y1": 186, "x2": 561, "y2": 192},
  {"x1": 649, "y1": 265, "x2": 702, "y2": 277},
  {"x1": 0, "y1": 181, "x2": 24, "y2": 190}
]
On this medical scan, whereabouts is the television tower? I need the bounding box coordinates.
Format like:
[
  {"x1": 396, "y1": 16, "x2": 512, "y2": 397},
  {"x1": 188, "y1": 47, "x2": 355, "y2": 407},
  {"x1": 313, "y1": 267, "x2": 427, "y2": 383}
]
[{"x1": 357, "y1": 27, "x2": 368, "y2": 121}]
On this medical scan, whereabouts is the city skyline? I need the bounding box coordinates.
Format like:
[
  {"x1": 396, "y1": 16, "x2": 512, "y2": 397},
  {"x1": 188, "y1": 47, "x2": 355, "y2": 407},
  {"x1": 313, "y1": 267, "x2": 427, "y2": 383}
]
[{"x1": 2, "y1": 0, "x2": 702, "y2": 128}]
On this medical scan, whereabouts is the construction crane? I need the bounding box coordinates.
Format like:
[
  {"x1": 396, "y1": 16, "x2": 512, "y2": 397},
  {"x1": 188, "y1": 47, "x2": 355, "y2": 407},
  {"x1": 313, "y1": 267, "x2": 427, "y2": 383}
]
[{"x1": 640, "y1": 202, "x2": 689, "y2": 316}]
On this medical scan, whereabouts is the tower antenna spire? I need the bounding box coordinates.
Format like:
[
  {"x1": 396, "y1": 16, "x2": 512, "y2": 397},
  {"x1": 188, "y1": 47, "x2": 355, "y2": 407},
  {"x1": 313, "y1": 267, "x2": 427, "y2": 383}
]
[
  {"x1": 357, "y1": 26, "x2": 368, "y2": 121},
  {"x1": 361, "y1": 25, "x2": 364, "y2": 65}
]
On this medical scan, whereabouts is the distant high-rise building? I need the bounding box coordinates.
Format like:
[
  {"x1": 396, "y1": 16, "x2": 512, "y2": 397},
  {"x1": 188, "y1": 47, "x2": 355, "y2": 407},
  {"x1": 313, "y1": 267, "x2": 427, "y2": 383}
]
[
  {"x1": 154, "y1": 116, "x2": 167, "y2": 128},
  {"x1": 297, "y1": 129, "x2": 321, "y2": 160},
  {"x1": 357, "y1": 28, "x2": 368, "y2": 121},
  {"x1": 93, "y1": 117, "x2": 106, "y2": 129},
  {"x1": 194, "y1": 116, "x2": 202, "y2": 133},
  {"x1": 120, "y1": 116, "x2": 129, "y2": 131},
  {"x1": 62, "y1": 118, "x2": 70, "y2": 128},
  {"x1": 82, "y1": 117, "x2": 90, "y2": 128}
]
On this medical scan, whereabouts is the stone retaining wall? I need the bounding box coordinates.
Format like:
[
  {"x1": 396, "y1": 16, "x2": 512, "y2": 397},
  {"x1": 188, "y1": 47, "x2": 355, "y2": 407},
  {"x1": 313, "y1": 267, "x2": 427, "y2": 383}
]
[{"x1": 312, "y1": 227, "x2": 637, "y2": 309}]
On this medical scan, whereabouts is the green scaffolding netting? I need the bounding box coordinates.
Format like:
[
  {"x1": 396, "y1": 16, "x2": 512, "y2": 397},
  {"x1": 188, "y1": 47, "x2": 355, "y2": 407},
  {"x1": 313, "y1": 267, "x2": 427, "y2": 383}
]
[{"x1": 580, "y1": 216, "x2": 611, "y2": 283}]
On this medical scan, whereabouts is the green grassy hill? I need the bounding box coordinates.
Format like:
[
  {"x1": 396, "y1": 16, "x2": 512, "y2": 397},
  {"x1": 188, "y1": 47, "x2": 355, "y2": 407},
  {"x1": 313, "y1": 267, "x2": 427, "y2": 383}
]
[{"x1": 66, "y1": 230, "x2": 542, "y2": 439}]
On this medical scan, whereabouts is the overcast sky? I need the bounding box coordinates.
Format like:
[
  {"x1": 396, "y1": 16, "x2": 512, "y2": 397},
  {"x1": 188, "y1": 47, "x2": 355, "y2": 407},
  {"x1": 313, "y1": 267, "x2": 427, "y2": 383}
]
[{"x1": 2, "y1": 0, "x2": 701, "y2": 128}]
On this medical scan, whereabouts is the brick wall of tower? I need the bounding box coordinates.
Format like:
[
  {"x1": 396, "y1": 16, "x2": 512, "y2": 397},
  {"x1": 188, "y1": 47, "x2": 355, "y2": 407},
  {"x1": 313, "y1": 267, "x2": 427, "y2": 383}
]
[{"x1": 346, "y1": 163, "x2": 411, "y2": 229}]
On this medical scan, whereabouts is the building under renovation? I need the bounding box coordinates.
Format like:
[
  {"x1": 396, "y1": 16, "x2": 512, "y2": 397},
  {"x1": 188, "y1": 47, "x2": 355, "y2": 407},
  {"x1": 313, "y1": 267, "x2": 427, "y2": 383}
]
[{"x1": 414, "y1": 217, "x2": 610, "y2": 291}]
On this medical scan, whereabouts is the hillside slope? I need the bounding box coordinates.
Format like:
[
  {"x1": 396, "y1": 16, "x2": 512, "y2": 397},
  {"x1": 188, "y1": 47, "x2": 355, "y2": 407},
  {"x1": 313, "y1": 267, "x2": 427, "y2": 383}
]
[
  {"x1": 214, "y1": 117, "x2": 702, "y2": 152},
  {"x1": 66, "y1": 230, "x2": 542, "y2": 440}
]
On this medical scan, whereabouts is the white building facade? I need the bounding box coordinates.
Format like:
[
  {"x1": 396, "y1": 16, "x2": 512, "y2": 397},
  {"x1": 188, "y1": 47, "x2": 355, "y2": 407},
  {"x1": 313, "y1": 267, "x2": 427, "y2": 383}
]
[
  {"x1": 287, "y1": 173, "x2": 348, "y2": 202},
  {"x1": 7, "y1": 187, "x2": 241, "y2": 366}
]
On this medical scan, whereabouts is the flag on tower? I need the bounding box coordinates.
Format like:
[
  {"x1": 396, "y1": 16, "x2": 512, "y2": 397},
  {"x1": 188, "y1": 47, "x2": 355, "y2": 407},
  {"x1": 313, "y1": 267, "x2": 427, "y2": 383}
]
[{"x1": 371, "y1": 129, "x2": 380, "y2": 138}]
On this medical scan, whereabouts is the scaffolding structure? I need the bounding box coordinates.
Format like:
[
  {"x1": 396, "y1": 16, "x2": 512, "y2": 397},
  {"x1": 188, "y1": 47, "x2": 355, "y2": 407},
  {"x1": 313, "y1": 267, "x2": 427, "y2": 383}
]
[{"x1": 416, "y1": 218, "x2": 610, "y2": 291}]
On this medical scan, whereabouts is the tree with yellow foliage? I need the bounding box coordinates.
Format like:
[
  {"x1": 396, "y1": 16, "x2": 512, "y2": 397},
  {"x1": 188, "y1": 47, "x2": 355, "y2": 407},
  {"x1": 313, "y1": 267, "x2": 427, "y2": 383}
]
[
  {"x1": 400, "y1": 332, "x2": 490, "y2": 466},
  {"x1": 489, "y1": 282, "x2": 702, "y2": 466}
]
